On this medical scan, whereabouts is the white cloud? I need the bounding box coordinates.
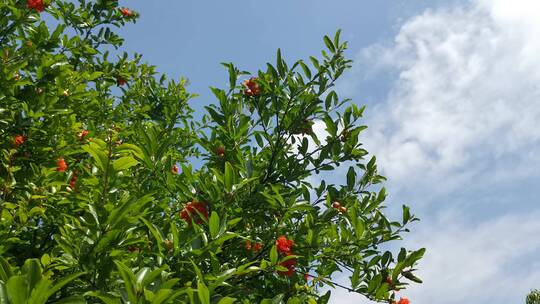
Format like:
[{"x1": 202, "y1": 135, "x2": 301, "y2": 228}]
[
  {"x1": 406, "y1": 210, "x2": 540, "y2": 303},
  {"x1": 330, "y1": 210, "x2": 540, "y2": 304},
  {"x1": 351, "y1": 0, "x2": 540, "y2": 196}
]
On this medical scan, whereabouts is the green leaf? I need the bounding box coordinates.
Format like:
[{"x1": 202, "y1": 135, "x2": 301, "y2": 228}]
[
  {"x1": 402, "y1": 270, "x2": 423, "y2": 283},
  {"x1": 171, "y1": 222, "x2": 180, "y2": 255},
  {"x1": 319, "y1": 291, "x2": 331, "y2": 304},
  {"x1": 355, "y1": 219, "x2": 365, "y2": 241},
  {"x1": 209, "y1": 211, "x2": 220, "y2": 239},
  {"x1": 141, "y1": 268, "x2": 165, "y2": 287},
  {"x1": 299, "y1": 61, "x2": 312, "y2": 79},
  {"x1": 226, "y1": 62, "x2": 237, "y2": 89},
  {"x1": 6, "y1": 276, "x2": 28, "y2": 304},
  {"x1": 333, "y1": 29, "x2": 342, "y2": 48},
  {"x1": 47, "y1": 272, "x2": 86, "y2": 299},
  {"x1": 346, "y1": 166, "x2": 356, "y2": 190},
  {"x1": 135, "y1": 268, "x2": 149, "y2": 286},
  {"x1": 31, "y1": 271, "x2": 85, "y2": 304},
  {"x1": 107, "y1": 193, "x2": 154, "y2": 230},
  {"x1": 254, "y1": 132, "x2": 264, "y2": 148},
  {"x1": 140, "y1": 217, "x2": 165, "y2": 253},
  {"x1": 112, "y1": 156, "x2": 139, "y2": 171},
  {"x1": 82, "y1": 142, "x2": 108, "y2": 171},
  {"x1": 224, "y1": 161, "x2": 234, "y2": 191},
  {"x1": 84, "y1": 291, "x2": 121, "y2": 304},
  {"x1": 375, "y1": 282, "x2": 389, "y2": 299},
  {"x1": 323, "y1": 114, "x2": 337, "y2": 136},
  {"x1": 406, "y1": 248, "x2": 426, "y2": 267},
  {"x1": 114, "y1": 261, "x2": 137, "y2": 303},
  {"x1": 398, "y1": 248, "x2": 407, "y2": 262},
  {"x1": 22, "y1": 259, "x2": 42, "y2": 290},
  {"x1": 392, "y1": 261, "x2": 405, "y2": 282},
  {"x1": 402, "y1": 205, "x2": 411, "y2": 224},
  {"x1": 197, "y1": 280, "x2": 210, "y2": 304},
  {"x1": 323, "y1": 35, "x2": 335, "y2": 52},
  {"x1": 116, "y1": 143, "x2": 144, "y2": 161},
  {"x1": 276, "y1": 48, "x2": 285, "y2": 77},
  {"x1": 213, "y1": 232, "x2": 238, "y2": 246},
  {"x1": 217, "y1": 297, "x2": 236, "y2": 304},
  {"x1": 0, "y1": 257, "x2": 13, "y2": 282},
  {"x1": 270, "y1": 245, "x2": 278, "y2": 265}
]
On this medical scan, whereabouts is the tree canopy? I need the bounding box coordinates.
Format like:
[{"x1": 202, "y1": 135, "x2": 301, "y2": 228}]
[{"x1": 0, "y1": 0, "x2": 424, "y2": 303}]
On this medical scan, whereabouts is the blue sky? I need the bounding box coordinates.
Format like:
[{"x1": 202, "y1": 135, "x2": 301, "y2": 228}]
[{"x1": 118, "y1": 1, "x2": 540, "y2": 303}]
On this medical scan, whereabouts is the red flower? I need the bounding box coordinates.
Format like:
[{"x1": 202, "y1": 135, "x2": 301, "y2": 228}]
[
  {"x1": 276, "y1": 236, "x2": 294, "y2": 255},
  {"x1": 179, "y1": 201, "x2": 208, "y2": 224},
  {"x1": 304, "y1": 273, "x2": 311, "y2": 281},
  {"x1": 397, "y1": 298, "x2": 410, "y2": 304},
  {"x1": 27, "y1": 0, "x2": 45, "y2": 12},
  {"x1": 215, "y1": 146, "x2": 225, "y2": 157},
  {"x1": 246, "y1": 240, "x2": 262, "y2": 251},
  {"x1": 243, "y1": 77, "x2": 261, "y2": 97},
  {"x1": 56, "y1": 158, "x2": 67, "y2": 172},
  {"x1": 13, "y1": 135, "x2": 25, "y2": 147},
  {"x1": 253, "y1": 242, "x2": 262, "y2": 251},
  {"x1": 120, "y1": 7, "x2": 134, "y2": 17},
  {"x1": 172, "y1": 165, "x2": 179, "y2": 174},
  {"x1": 116, "y1": 77, "x2": 126, "y2": 86},
  {"x1": 78, "y1": 130, "x2": 89, "y2": 140},
  {"x1": 69, "y1": 172, "x2": 77, "y2": 189},
  {"x1": 277, "y1": 257, "x2": 297, "y2": 277}
]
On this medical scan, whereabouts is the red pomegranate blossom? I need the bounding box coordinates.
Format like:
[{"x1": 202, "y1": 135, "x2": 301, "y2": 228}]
[
  {"x1": 277, "y1": 257, "x2": 297, "y2": 277},
  {"x1": 120, "y1": 7, "x2": 134, "y2": 17},
  {"x1": 243, "y1": 77, "x2": 261, "y2": 97},
  {"x1": 116, "y1": 77, "x2": 126, "y2": 86},
  {"x1": 69, "y1": 172, "x2": 77, "y2": 189},
  {"x1": 78, "y1": 130, "x2": 89, "y2": 140},
  {"x1": 179, "y1": 201, "x2": 208, "y2": 224},
  {"x1": 276, "y1": 235, "x2": 294, "y2": 255},
  {"x1": 245, "y1": 241, "x2": 262, "y2": 252},
  {"x1": 172, "y1": 165, "x2": 179, "y2": 174},
  {"x1": 13, "y1": 135, "x2": 25, "y2": 147},
  {"x1": 56, "y1": 158, "x2": 68, "y2": 172},
  {"x1": 27, "y1": 0, "x2": 45, "y2": 12},
  {"x1": 253, "y1": 242, "x2": 262, "y2": 251},
  {"x1": 394, "y1": 297, "x2": 410, "y2": 304},
  {"x1": 215, "y1": 146, "x2": 225, "y2": 157}
]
